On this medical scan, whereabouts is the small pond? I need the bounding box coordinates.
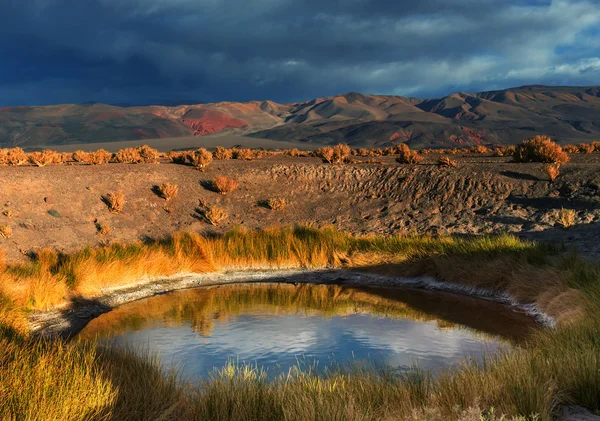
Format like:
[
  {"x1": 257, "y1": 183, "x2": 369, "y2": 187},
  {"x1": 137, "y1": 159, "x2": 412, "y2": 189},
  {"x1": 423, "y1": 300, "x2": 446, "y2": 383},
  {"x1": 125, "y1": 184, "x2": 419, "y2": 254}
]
[{"x1": 79, "y1": 282, "x2": 539, "y2": 380}]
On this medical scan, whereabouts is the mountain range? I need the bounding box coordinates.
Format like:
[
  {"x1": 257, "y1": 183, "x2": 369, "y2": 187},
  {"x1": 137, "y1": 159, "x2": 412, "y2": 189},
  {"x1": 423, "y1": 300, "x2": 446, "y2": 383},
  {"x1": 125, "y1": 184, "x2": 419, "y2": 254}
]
[{"x1": 2, "y1": 85, "x2": 600, "y2": 149}]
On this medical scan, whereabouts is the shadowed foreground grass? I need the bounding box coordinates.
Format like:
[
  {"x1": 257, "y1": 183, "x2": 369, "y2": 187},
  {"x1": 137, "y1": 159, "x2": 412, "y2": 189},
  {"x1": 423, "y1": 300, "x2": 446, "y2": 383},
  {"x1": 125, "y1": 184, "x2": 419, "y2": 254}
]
[{"x1": 0, "y1": 226, "x2": 599, "y2": 420}]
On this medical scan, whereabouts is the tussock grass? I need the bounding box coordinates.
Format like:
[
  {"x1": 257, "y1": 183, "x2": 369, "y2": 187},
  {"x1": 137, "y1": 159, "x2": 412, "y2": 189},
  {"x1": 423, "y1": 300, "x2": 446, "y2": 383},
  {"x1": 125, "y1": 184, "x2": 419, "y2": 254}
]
[
  {"x1": 0, "y1": 227, "x2": 599, "y2": 420},
  {"x1": 156, "y1": 183, "x2": 179, "y2": 201},
  {"x1": 103, "y1": 191, "x2": 125, "y2": 214}
]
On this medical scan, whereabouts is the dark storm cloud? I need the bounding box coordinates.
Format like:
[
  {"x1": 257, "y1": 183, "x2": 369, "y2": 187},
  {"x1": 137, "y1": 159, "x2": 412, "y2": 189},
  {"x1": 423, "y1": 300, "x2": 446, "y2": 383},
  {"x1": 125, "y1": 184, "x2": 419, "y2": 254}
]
[{"x1": 1, "y1": 0, "x2": 599, "y2": 106}]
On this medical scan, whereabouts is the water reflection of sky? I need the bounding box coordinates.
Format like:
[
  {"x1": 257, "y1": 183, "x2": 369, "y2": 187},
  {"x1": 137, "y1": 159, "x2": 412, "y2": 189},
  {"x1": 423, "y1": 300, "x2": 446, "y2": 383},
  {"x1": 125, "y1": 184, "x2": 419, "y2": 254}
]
[{"x1": 105, "y1": 311, "x2": 507, "y2": 380}]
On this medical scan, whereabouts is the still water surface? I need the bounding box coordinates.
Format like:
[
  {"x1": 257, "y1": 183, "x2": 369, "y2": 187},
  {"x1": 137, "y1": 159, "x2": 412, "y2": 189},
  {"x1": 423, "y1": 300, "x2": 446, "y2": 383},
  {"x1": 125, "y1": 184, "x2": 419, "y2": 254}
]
[{"x1": 80, "y1": 283, "x2": 538, "y2": 379}]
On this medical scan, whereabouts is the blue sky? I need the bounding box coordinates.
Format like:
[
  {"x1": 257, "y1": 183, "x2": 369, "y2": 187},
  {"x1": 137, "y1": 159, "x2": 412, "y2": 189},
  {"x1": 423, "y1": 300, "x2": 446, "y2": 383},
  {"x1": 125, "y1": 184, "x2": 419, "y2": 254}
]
[{"x1": 1, "y1": 0, "x2": 600, "y2": 106}]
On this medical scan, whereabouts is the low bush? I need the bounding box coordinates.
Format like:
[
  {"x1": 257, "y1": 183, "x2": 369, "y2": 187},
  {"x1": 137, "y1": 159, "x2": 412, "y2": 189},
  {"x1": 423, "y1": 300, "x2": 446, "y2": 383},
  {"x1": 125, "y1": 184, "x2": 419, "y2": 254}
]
[
  {"x1": 437, "y1": 156, "x2": 458, "y2": 168},
  {"x1": 196, "y1": 201, "x2": 228, "y2": 225},
  {"x1": 114, "y1": 148, "x2": 142, "y2": 164},
  {"x1": 28, "y1": 150, "x2": 58, "y2": 167},
  {"x1": 317, "y1": 144, "x2": 351, "y2": 164},
  {"x1": 187, "y1": 148, "x2": 213, "y2": 171},
  {"x1": 156, "y1": 183, "x2": 178, "y2": 201},
  {"x1": 209, "y1": 175, "x2": 239, "y2": 195},
  {"x1": 555, "y1": 208, "x2": 576, "y2": 229},
  {"x1": 513, "y1": 136, "x2": 569, "y2": 164},
  {"x1": 395, "y1": 144, "x2": 423, "y2": 164},
  {"x1": 542, "y1": 163, "x2": 560, "y2": 183},
  {"x1": 102, "y1": 191, "x2": 125, "y2": 214},
  {"x1": 233, "y1": 148, "x2": 254, "y2": 161},
  {"x1": 265, "y1": 197, "x2": 287, "y2": 210},
  {"x1": 0, "y1": 224, "x2": 12, "y2": 238},
  {"x1": 214, "y1": 146, "x2": 233, "y2": 160},
  {"x1": 4, "y1": 148, "x2": 28, "y2": 166}
]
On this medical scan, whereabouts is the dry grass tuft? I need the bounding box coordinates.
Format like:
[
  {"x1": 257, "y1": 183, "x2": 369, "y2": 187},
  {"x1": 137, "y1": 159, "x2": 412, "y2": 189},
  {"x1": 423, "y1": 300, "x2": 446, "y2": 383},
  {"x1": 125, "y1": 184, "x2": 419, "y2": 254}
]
[
  {"x1": 265, "y1": 197, "x2": 287, "y2": 210},
  {"x1": 188, "y1": 148, "x2": 213, "y2": 171},
  {"x1": 513, "y1": 136, "x2": 569, "y2": 164},
  {"x1": 555, "y1": 208, "x2": 576, "y2": 229},
  {"x1": 95, "y1": 222, "x2": 111, "y2": 236},
  {"x1": 73, "y1": 149, "x2": 113, "y2": 165},
  {"x1": 136, "y1": 145, "x2": 160, "y2": 164},
  {"x1": 233, "y1": 148, "x2": 254, "y2": 161},
  {"x1": 2, "y1": 148, "x2": 28, "y2": 166},
  {"x1": 317, "y1": 144, "x2": 351, "y2": 164},
  {"x1": 214, "y1": 146, "x2": 233, "y2": 160},
  {"x1": 0, "y1": 225, "x2": 12, "y2": 238},
  {"x1": 114, "y1": 148, "x2": 142, "y2": 164},
  {"x1": 542, "y1": 163, "x2": 560, "y2": 183},
  {"x1": 437, "y1": 156, "x2": 458, "y2": 168},
  {"x1": 28, "y1": 150, "x2": 59, "y2": 167},
  {"x1": 209, "y1": 175, "x2": 239, "y2": 195},
  {"x1": 102, "y1": 191, "x2": 125, "y2": 214},
  {"x1": 156, "y1": 183, "x2": 179, "y2": 201},
  {"x1": 395, "y1": 144, "x2": 423, "y2": 164},
  {"x1": 196, "y1": 201, "x2": 228, "y2": 225}
]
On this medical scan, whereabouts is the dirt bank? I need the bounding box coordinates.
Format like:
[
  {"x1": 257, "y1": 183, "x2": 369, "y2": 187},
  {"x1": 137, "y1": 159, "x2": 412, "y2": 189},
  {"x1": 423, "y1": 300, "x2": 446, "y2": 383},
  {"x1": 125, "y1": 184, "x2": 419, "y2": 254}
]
[
  {"x1": 1, "y1": 153, "x2": 599, "y2": 263},
  {"x1": 29, "y1": 268, "x2": 552, "y2": 339}
]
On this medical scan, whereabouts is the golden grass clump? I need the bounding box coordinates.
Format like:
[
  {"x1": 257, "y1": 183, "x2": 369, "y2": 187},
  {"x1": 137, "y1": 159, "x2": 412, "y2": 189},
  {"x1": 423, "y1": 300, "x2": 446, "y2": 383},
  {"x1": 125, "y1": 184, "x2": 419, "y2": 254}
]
[
  {"x1": 513, "y1": 136, "x2": 569, "y2": 164},
  {"x1": 156, "y1": 183, "x2": 179, "y2": 201},
  {"x1": 196, "y1": 201, "x2": 228, "y2": 225},
  {"x1": 0, "y1": 224, "x2": 12, "y2": 238},
  {"x1": 395, "y1": 143, "x2": 423, "y2": 164},
  {"x1": 114, "y1": 147, "x2": 142, "y2": 163},
  {"x1": 210, "y1": 175, "x2": 239, "y2": 195},
  {"x1": 214, "y1": 146, "x2": 233, "y2": 160},
  {"x1": 166, "y1": 151, "x2": 187, "y2": 164},
  {"x1": 73, "y1": 149, "x2": 113, "y2": 165},
  {"x1": 555, "y1": 208, "x2": 576, "y2": 229},
  {"x1": 542, "y1": 163, "x2": 560, "y2": 183},
  {"x1": 266, "y1": 197, "x2": 287, "y2": 210},
  {"x1": 577, "y1": 143, "x2": 595, "y2": 154},
  {"x1": 102, "y1": 191, "x2": 125, "y2": 214},
  {"x1": 317, "y1": 144, "x2": 351, "y2": 164},
  {"x1": 2, "y1": 147, "x2": 28, "y2": 166},
  {"x1": 95, "y1": 222, "x2": 111, "y2": 236},
  {"x1": 27, "y1": 150, "x2": 58, "y2": 167},
  {"x1": 136, "y1": 145, "x2": 160, "y2": 163},
  {"x1": 437, "y1": 156, "x2": 458, "y2": 168},
  {"x1": 188, "y1": 148, "x2": 213, "y2": 170},
  {"x1": 233, "y1": 148, "x2": 254, "y2": 161}
]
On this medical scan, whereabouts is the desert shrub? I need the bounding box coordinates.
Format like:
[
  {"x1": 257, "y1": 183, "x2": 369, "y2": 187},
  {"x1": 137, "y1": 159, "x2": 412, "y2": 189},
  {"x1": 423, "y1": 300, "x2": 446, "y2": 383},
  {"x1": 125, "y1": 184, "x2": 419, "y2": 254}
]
[
  {"x1": 196, "y1": 201, "x2": 227, "y2": 225},
  {"x1": 102, "y1": 191, "x2": 125, "y2": 214},
  {"x1": 5, "y1": 148, "x2": 28, "y2": 166},
  {"x1": 592, "y1": 142, "x2": 600, "y2": 152},
  {"x1": 114, "y1": 148, "x2": 142, "y2": 164},
  {"x1": 3, "y1": 210, "x2": 13, "y2": 217},
  {"x1": 214, "y1": 146, "x2": 233, "y2": 160},
  {"x1": 75, "y1": 149, "x2": 113, "y2": 165},
  {"x1": 265, "y1": 198, "x2": 287, "y2": 210},
  {"x1": 355, "y1": 148, "x2": 370, "y2": 157},
  {"x1": 0, "y1": 224, "x2": 12, "y2": 238},
  {"x1": 166, "y1": 151, "x2": 187, "y2": 164},
  {"x1": 562, "y1": 144, "x2": 579, "y2": 154},
  {"x1": 72, "y1": 150, "x2": 88, "y2": 163},
  {"x1": 136, "y1": 145, "x2": 160, "y2": 164},
  {"x1": 555, "y1": 208, "x2": 576, "y2": 228},
  {"x1": 54, "y1": 152, "x2": 70, "y2": 164},
  {"x1": 0, "y1": 149, "x2": 7, "y2": 165},
  {"x1": 395, "y1": 144, "x2": 423, "y2": 164},
  {"x1": 188, "y1": 148, "x2": 213, "y2": 171},
  {"x1": 28, "y1": 150, "x2": 58, "y2": 167},
  {"x1": 233, "y1": 148, "x2": 254, "y2": 161},
  {"x1": 471, "y1": 145, "x2": 490, "y2": 154},
  {"x1": 95, "y1": 222, "x2": 111, "y2": 236},
  {"x1": 156, "y1": 183, "x2": 178, "y2": 201},
  {"x1": 284, "y1": 148, "x2": 307, "y2": 158},
  {"x1": 437, "y1": 156, "x2": 458, "y2": 168},
  {"x1": 542, "y1": 163, "x2": 560, "y2": 183},
  {"x1": 210, "y1": 175, "x2": 239, "y2": 195},
  {"x1": 577, "y1": 143, "x2": 595, "y2": 154},
  {"x1": 317, "y1": 144, "x2": 351, "y2": 164},
  {"x1": 316, "y1": 146, "x2": 334, "y2": 163},
  {"x1": 513, "y1": 136, "x2": 569, "y2": 164}
]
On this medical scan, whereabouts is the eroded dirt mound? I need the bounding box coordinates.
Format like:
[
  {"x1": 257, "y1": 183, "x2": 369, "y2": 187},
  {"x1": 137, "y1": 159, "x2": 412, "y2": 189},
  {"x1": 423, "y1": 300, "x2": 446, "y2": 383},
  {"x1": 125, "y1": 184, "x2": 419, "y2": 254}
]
[{"x1": 1, "y1": 153, "x2": 599, "y2": 262}]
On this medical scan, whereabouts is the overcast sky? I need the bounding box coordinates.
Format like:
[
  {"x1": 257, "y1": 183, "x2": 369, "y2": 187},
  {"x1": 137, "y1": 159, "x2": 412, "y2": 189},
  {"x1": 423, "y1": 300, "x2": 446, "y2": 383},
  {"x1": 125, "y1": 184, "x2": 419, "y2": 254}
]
[{"x1": 1, "y1": 0, "x2": 600, "y2": 106}]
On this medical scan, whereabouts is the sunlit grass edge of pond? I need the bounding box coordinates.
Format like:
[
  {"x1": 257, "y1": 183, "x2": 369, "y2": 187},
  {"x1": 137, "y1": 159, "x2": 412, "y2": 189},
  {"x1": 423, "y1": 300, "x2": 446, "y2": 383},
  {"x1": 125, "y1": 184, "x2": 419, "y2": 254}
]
[{"x1": 0, "y1": 226, "x2": 599, "y2": 420}]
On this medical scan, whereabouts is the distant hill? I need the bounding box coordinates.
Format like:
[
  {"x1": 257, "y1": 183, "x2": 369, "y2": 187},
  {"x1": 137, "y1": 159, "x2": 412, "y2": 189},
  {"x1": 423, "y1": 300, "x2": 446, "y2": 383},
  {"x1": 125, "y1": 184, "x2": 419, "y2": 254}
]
[{"x1": 2, "y1": 85, "x2": 600, "y2": 149}]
